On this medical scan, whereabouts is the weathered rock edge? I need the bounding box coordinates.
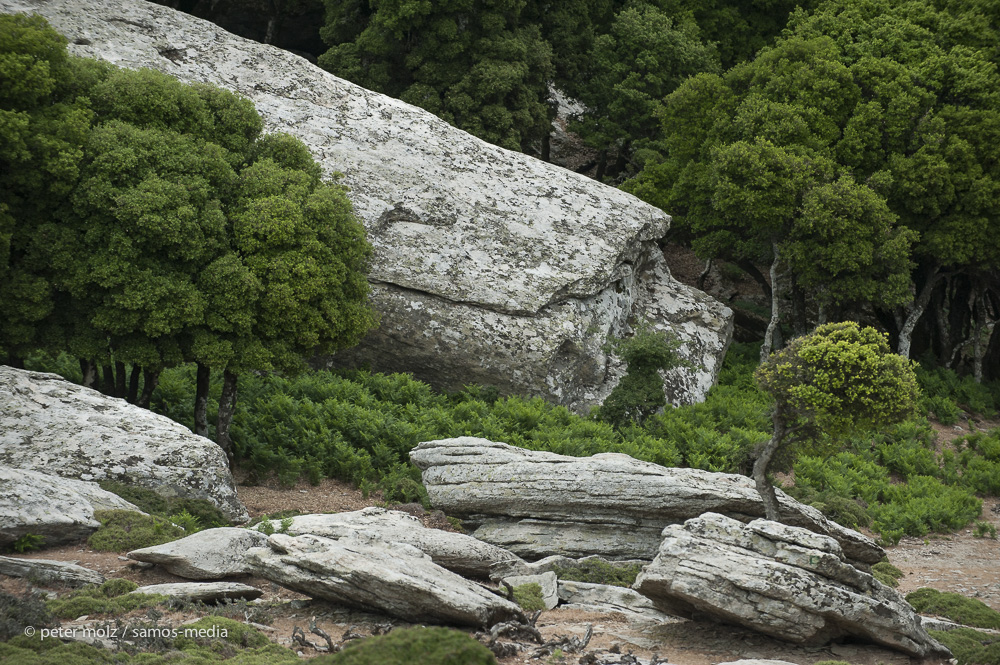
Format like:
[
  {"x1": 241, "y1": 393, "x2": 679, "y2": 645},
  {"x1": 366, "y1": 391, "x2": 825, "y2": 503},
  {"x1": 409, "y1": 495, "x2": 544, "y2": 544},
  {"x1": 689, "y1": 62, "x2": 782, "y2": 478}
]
[
  {"x1": 410, "y1": 438, "x2": 884, "y2": 566},
  {"x1": 0, "y1": 367, "x2": 247, "y2": 522},
  {"x1": 246, "y1": 533, "x2": 524, "y2": 627},
  {"x1": 0, "y1": 0, "x2": 733, "y2": 411},
  {"x1": 633, "y1": 513, "x2": 950, "y2": 659},
  {"x1": 128, "y1": 528, "x2": 269, "y2": 579}
]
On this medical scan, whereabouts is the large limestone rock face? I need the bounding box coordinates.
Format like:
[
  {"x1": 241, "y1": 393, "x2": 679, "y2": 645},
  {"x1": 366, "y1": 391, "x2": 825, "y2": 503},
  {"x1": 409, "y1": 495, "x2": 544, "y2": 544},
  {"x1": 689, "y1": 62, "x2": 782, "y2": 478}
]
[
  {"x1": 0, "y1": 367, "x2": 247, "y2": 522},
  {"x1": 633, "y1": 513, "x2": 950, "y2": 659},
  {"x1": 0, "y1": 0, "x2": 733, "y2": 411},
  {"x1": 0, "y1": 466, "x2": 142, "y2": 547},
  {"x1": 410, "y1": 438, "x2": 884, "y2": 567},
  {"x1": 247, "y1": 533, "x2": 524, "y2": 627}
]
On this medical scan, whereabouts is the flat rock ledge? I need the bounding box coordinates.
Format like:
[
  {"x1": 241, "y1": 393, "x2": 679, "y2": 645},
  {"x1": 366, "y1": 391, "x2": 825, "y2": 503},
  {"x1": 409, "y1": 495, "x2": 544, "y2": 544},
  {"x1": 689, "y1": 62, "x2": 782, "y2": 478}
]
[
  {"x1": 0, "y1": 367, "x2": 247, "y2": 522},
  {"x1": 557, "y1": 580, "x2": 673, "y2": 624},
  {"x1": 132, "y1": 582, "x2": 262, "y2": 603},
  {"x1": 0, "y1": 555, "x2": 104, "y2": 586},
  {"x1": 128, "y1": 528, "x2": 269, "y2": 579},
  {"x1": 0, "y1": 465, "x2": 142, "y2": 548},
  {"x1": 247, "y1": 533, "x2": 524, "y2": 627},
  {"x1": 633, "y1": 513, "x2": 951, "y2": 659},
  {"x1": 277, "y1": 507, "x2": 524, "y2": 578},
  {"x1": 410, "y1": 438, "x2": 884, "y2": 567},
  {"x1": 0, "y1": 0, "x2": 733, "y2": 412}
]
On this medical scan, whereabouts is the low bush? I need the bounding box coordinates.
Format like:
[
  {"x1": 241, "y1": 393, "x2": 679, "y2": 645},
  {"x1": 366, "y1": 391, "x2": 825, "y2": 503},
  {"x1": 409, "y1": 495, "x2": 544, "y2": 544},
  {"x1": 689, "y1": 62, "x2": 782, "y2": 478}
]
[
  {"x1": 551, "y1": 560, "x2": 643, "y2": 588},
  {"x1": 87, "y1": 510, "x2": 186, "y2": 552},
  {"x1": 313, "y1": 626, "x2": 497, "y2": 665},
  {"x1": 871, "y1": 561, "x2": 904, "y2": 588},
  {"x1": 512, "y1": 583, "x2": 546, "y2": 611},
  {"x1": 906, "y1": 588, "x2": 1000, "y2": 629},
  {"x1": 0, "y1": 590, "x2": 53, "y2": 640},
  {"x1": 46, "y1": 579, "x2": 167, "y2": 619},
  {"x1": 98, "y1": 481, "x2": 229, "y2": 529},
  {"x1": 930, "y1": 627, "x2": 1000, "y2": 665}
]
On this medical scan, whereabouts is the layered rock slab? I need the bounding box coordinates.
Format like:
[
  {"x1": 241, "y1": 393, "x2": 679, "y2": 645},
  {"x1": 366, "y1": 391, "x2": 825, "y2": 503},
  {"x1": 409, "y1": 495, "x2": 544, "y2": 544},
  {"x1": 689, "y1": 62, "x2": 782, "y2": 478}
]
[
  {"x1": 410, "y1": 438, "x2": 884, "y2": 566},
  {"x1": 633, "y1": 513, "x2": 950, "y2": 659},
  {"x1": 0, "y1": 367, "x2": 247, "y2": 522},
  {"x1": 246, "y1": 533, "x2": 524, "y2": 627},
  {"x1": 128, "y1": 528, "x2": 269, "y2": 579},
  {"x1": 276, "y1": 507, "x2": 524, "y2": 578},
  {"x1": 0, "y1": 465, "x2": 142, "y2": 547},
  {"x1": 132, "y1": 582, "x2": 262, "y2": 603},
  {"x1": 0, "y1": 555, "x2": 104, "y2": 586},
  {"x1": 0, "y1": 0, "x2": 733, "y2": 411}
]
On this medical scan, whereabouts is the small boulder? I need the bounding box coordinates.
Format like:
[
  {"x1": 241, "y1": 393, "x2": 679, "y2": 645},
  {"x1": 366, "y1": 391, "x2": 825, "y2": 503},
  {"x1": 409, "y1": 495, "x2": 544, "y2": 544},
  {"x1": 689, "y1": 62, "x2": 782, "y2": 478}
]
[
  {"x1": 131, "y1": 582, "x2": 262, "y2": 603},
  {"x1": 0, "y1": 555, "x2": 104, "y2": 586},
  {"x1": 247, "y1": 533, "x2": 524, "y2": 627},
  {"x1": 633, "y1": 513, "x2": 951, "y2": 659},
  {"x1": 128, "y1": 528, "x2": 269, "y2": 579},
  {"x1": 0, "y1": 466, "x2": 142, "y2": 548},
  {"x1": 557, "y1": 580, "x2": 673, "y2": 624},
  {"x1": 278, "y1": 507, "x2": 524, "y2": 578}
]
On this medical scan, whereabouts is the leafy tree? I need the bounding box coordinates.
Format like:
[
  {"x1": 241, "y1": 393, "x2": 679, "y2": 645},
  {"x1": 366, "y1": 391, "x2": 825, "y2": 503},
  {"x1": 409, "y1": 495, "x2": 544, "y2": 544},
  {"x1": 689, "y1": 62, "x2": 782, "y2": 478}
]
[
  {"x1": 753, "y1": 322, "x2": 919, "y2": 520},
  {"x1": 318, "y1": 0, "x2": 554, "y2": 151},
  {"x1": 599, "y1": 326, "x2": 687, "y2": 427}
]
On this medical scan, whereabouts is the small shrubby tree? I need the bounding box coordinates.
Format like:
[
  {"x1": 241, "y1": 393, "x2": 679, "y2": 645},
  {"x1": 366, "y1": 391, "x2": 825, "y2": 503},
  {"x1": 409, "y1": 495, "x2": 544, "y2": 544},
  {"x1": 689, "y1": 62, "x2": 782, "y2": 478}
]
[
  {"x1": 599, "y1": 326, "x2": 687, "y2": 428},
  {"x1": 753, "y1": 322, "x2": 919, "y2": 520}
]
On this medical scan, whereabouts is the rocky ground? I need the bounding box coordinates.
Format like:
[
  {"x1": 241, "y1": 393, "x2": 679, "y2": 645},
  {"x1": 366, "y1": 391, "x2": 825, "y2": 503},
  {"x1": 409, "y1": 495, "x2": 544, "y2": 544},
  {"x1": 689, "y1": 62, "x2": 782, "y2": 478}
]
[{"x1": 4, "y1": 472, "x2": 997, "y2": 665}]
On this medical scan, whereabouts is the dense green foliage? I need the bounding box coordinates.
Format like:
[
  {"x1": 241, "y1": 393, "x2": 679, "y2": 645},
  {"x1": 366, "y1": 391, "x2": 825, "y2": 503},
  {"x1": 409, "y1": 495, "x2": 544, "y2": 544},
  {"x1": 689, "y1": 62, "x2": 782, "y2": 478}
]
[
  {"x1": 87, "y1": 510, "x2": 186, "y2": 552},
  {"x1": 0, "y1": 591, "x2": 52, "y2": 641},
  {"x1": 46, "y1": 579, "x2": 166, "y2": 619},
  {"x1": 599, "y1": 326, "x2": 687, "y2": 427},
  {"x1": 98, "y1": 481, "x2": 228, "y2": 530},
  {"x1": 906, "y1": 588, "x2": 1000, "y2": 629},
  {"x1": 930, "y1": 627, "x2": 1000, "y2": 665},
  {"x1": 551, "y1": 561, "x2": 643, "y2": 588},
  {"x1": 872, "y1": 561, "x2": 904, "y2": 588},
  {"x1": 511, "y1": 583, "x2": 546, "y2": 612},
  {"x1": 313, "y1": 626, "x2": 496, "y2": 665}
]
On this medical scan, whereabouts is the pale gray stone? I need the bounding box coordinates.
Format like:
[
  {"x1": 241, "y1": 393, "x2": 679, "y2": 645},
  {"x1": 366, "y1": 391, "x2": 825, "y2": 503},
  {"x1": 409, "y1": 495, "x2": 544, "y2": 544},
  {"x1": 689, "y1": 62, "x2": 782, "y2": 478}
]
[
  {"x1": 502, "y1": 572, "x2": 558, "y2": 610},
  {"x1": 247, "y1": 533, "x2": 523, "y2": 627},
  {"x1": 0, "y1": 0, "x2": 733, "y2": 412},
  {"x1": 275, "y1": 507, "x2": 523, "y2": 578},
  {"x1": 0, "y1": 367, "x2": 247, "y2": 522},
  {"x1": 490, "y1": 554, "x2": 647, "y2": 581},
  {"x1": 633, "y1": 513, "x2": 951, "y2": 659},
  {"x1": 0, "y1": 555, "x2": 104, "y2": 586},
  {"x1": 128, "y1": 528, "x2": 269, "y2": 579},
  {"x1": 557, "y1": 580, "x2": 673, "y2": 624},
  {"x1": 132, "y1": 582, "x2": 262, "y2": 602},
  {"x1": 410, "y1": 438, "x2": 884, "y2": 566},
  {"x1": 0, "y1": 466, "x2": 142, "y2": 548}
]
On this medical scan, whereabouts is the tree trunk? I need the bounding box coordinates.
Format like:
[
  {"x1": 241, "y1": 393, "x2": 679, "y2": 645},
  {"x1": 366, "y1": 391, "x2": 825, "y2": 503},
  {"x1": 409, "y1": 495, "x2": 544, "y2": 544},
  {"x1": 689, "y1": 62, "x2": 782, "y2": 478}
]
[
  {"x1": 114, "y1": 361, "x2": 126, "y2": 398},
  {"x1": 595, "y1": 150, "x2": 608, "y2": 181},
  {"x1": 972, "y1": 288, "x2": 998, "y2": 384},
  {"x1": 80, "y1": 359, "x2": 97, "y2": 388},
  {"x1": 127, "y1": 365, "x2": 141, "y2": 403},
  {"x1": 737, "y1": 259, "x2": 772, "y2": 302},
  {"x1": 896, "y1": 266, "x2": 940, "y2": 358},
  {"x1": 760, "y1": 241, "x2": 783, "y2": 364},
  {"x1": 541, "y1": 131, "x2": 551, "y2": 162},
  {"x1": 102, "y1": 364, "x2": 115, "y2": 395},
  {"x1": 137, "y1": 368, "x2": 160, "y2": 409},
  {"x1": 697, "y1": 258, "x2": 712, "y2": 291},
  {"x1": 194, "y1": 362, "x2": 211, "y2": 438},
  {"x1": 752, "y1": 412, "x2": 786, "y2": 522},
  {"x1": 216, "y1": 370, "x2": 238, "y2": 467}
]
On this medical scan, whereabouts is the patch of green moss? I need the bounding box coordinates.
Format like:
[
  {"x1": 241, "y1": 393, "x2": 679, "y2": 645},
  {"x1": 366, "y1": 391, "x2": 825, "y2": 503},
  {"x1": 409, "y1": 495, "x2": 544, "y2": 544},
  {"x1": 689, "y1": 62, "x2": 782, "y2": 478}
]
[
  {"x1": 512, "y1": 583, "x2": 546, "y2": 612},
  {"x1": 872, "y1": 561, "x2": 904, "y2": 588},
  {"x1": 906, "y1": 588, "x2": 1000, "y2": 629},
  {"x1": 551, "y1": 560, "x2": 643, "y2": 588},
  {"x1": 313, "y1": 626, "x2": 496, "y2": 665},
  {"x1": 46, "y1": 579, "x2": 166, "y2": 619},
  {"x1": 930, "y1": 628, "x2": 1000, "y2": 665},
  {"x1": 87, "y1": 510, "x2": 185, "y2": 552},
  {"x1": 99, "y1": 481, "x2": 229, "y2": 528}
]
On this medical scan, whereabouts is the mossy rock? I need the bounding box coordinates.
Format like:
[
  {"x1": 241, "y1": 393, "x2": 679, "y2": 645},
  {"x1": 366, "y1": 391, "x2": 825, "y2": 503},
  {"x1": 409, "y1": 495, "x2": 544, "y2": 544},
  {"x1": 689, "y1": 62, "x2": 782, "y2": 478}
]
[
  {"x1": 313, "y1": 626, "x2": 497, "y2": 665},
  {"x1": 87, "y1": 510, "x2": 185, "y2": 552},
  {"x1": 99, "y1": 481, "x2": 229, "y2": 528},
  {"x1": 906, "y1": 588, "x2": 1000, "y2": 629}
]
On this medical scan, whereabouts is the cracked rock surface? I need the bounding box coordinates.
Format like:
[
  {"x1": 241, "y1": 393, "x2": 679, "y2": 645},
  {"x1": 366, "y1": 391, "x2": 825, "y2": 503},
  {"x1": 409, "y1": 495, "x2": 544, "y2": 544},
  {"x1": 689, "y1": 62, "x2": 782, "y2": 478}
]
[
  {"x1": 411, "y1": 438, "x2": 885, "y2": 566},
  {"x1": 0, "y1": 367, "x2": 247, "y2": 522},
  {"x1": 128, "y1": 528, "x2": 269, "y2": 579},
  {"x1": 633, "y1": 513, "x2": 951, "y2": 659},
  {"x1": 0, "y1": 0, "x2": 732, "y2": 411}
]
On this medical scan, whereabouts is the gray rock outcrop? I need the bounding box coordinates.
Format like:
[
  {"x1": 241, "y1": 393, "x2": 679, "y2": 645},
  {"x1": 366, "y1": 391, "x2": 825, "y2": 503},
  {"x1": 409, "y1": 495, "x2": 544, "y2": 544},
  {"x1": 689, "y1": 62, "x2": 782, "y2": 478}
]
[
  {"x1": 0, "y1": 466, "x2": 142, "y2": 548},
  {"x1": 246, "y1": 533, "x2": 524, "y2": 627},
  {"x1": 0, "y1": 367, "x2": 247, "y2": 522},
  {"x1": 0, "y1": 555, "x2": 105, "y2": 586},
  {"x1": 0, "y1": 0, "x2": 733, "y2": 412},
  {"x1": 128, "y1": 528, "x2": 269, "y2": 579},
  {"x1": 410, "y1": 438, "x2": 884, "y2": 566},
  {"x1": 131, "y1": 582, "x2": 262, "y2": 603},
  {"x1": 502, "y1": 572, "x2": 559, "y2": 610},
  {"x1": 557, "y1": 580, "x2": 673, "y2": 624},
  {"x1": 633, "y1": 513, "x2": 950, "y2": 659},
  {"x1": 276, "y1": 507, "x2": 524, "y2": 578}
]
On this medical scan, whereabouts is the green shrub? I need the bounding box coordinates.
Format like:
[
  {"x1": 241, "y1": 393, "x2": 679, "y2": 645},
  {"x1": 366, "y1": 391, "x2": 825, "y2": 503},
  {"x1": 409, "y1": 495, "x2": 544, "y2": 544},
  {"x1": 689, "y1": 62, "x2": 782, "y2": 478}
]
[
  {"x1": 872, "y1": 561, "x2": 904, "y2": 588},
  {"x1": 930, "y1": 627, "x2": 1000, "y2": 665},
  {"x1": 925, "y1": 394, "x2": 962, "y2": 425},
  {"x1": 551, "y1": 560, "x2": 643, "y2": 588},
  {"x1": 916, "y1": 363, "x2": 1000, "y2": 418},
  {"x1": 973, "y1": 521, "x2": 998, "y2": 539},
  {"x1": 0, "y1": 591, "x2": 53, "y2": 641},
  {"x1": 9, "y1": 533, "x2": 46, "y2": 553},
  {"x1": 906, "y1": 588, "x2": 1000, "y2": 629},
  {"x1": 512, "y1": 583, "x2": 546, "y2": 611},
  {"x1": 314, "y1": 627, "x2": 496, "y2": 665},
  {"x1": 98, "y1": 481, "x2": 229, "y2": 528},
  {"x1": 87, "y1": 510, "x2": 185, "y2": 552},
  {"x1": 46, "y1": 581, "x2": 167, "y2": 619}
]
